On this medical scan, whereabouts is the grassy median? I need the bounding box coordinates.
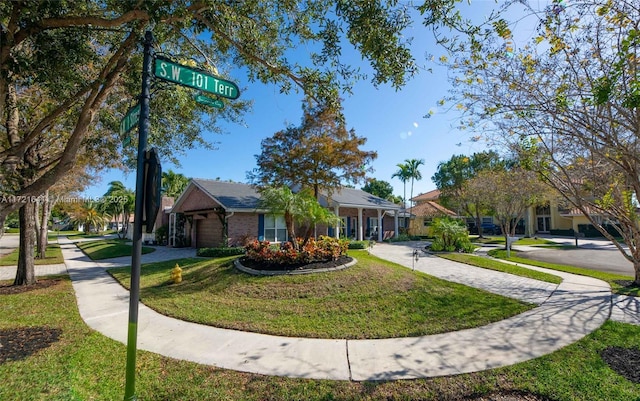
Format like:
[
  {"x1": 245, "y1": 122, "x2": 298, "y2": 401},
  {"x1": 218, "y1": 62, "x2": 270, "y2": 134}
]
[{"x1": 108, "y1": 251, "x2": 533, "y2": 339}]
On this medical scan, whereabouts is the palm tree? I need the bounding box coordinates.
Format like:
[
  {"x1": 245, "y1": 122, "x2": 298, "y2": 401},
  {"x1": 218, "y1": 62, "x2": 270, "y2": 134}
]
[
  {"x1": 391, "y1": 163, "x2": 411, "y2": 208},
  {"x1": 162, "y1": 170, "x2": 190, "y2": 198},
  {"x1": 72, "y1": 201, "x2": 109, "y2": 233},
  {"x1": 102, "y1": 181, "x2": 135, "y2": 238},
  {"x1": 259, "y1": 186, "x2": 301, "y2": 248},
  {"x1": 405, "y1": 158, "x2": 425, "y2": 208}
]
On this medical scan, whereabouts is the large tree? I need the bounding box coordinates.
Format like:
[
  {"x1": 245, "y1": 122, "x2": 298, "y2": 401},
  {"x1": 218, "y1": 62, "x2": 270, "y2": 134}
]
[
  {"x1": 362, "y1": 178, "x2": 401, "y2": 204},
  {"x1": 464, "y1": 168, "x2": 550, "y2": 243},
  {"x1": 431, "y1": 151, "x2": 503, "y2": 236},
  {"x1": 405, "y1": 158, "x2": 425, "y2": 207},
  {"x1": 248, "y1": 101, "x2": 377, "y2": 198},
  {"x1": 444, "y1": 0, "x2": 640, "y2": 284},
  {"x1": 391, "y1": 163, "x2": 411, "y2": 208},
  {"x1": 161, "y1": 170, "x2": 190, "y2": 199},
  {"x1": 1, "y1": 1, "x2": 432, "y2": 285}
]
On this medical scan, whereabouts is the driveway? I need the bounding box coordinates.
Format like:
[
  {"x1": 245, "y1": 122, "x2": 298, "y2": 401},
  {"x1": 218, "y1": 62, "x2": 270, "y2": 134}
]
[{"x1": 515, "y1": 237, "x2": 635, "y2": 277}]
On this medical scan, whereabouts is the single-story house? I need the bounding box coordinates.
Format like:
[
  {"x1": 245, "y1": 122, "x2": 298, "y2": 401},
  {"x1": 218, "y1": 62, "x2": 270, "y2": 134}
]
[
  {"x1": 407, "y1": 189, "x2": 457, "y2": 236},
  {"x1": 168, "y1": 179, "x2": 403, "y2": 248}
]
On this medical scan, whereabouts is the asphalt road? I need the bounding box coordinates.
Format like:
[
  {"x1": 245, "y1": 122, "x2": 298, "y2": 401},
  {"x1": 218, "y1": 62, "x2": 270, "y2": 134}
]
[{"x1": 517, "y1": 237, "x2": 635, "y2": 277}]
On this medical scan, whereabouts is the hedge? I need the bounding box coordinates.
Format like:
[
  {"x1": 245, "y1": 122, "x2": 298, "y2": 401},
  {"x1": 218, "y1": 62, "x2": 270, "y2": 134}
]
[{"x1": 197, "y1": 247, "x2": 245, "y2": 257}]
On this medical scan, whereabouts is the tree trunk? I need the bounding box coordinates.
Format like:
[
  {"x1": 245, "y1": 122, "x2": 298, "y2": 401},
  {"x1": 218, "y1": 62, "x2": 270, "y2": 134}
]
[
  {"x1": 634, "y1": 261, "x2": 640, "y2": 287},
  {"x1": 37, "y1": 191, "x2": 51, "y2": 258},
  {"x1": 14, "y1": 201, "x2": 37, "y2": 286},
  {"x1": 475, "y1": 213, "x2": 483, "y2": 238},
  {"x1": 35, "y1": 198, "x2": 42, "y2": 254}
]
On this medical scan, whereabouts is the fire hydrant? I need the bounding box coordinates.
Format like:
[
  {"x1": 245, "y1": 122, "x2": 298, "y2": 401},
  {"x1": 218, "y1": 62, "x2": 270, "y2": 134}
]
[{"x1": 171, "y1": 263, "x2": 182, "y2": 284}]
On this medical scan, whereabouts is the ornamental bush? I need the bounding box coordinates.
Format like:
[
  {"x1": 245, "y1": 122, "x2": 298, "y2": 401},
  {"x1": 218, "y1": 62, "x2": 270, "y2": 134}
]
[
  {"x1": 245, "y1": 236, "x2": 349, "y2": 266},
  {"x1": 429, "y1": 217, "x2": 474, "y2": 253}
]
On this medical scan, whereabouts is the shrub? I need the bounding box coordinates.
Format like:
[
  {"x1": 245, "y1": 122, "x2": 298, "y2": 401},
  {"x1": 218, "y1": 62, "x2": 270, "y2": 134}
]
[
  {"x1": 386, "y1": 234, "x2": 422, "y2": 242},
  {"x1": 197, "y1": 247, "x2": 246, "y2": 257},
  {"x1": 244, "y1": 236, "x2": 348, "y2": 266},
  {"x1": 348, "y1": 241, "x2": 368, "y2": 249},
  {"x1": 429, "y1": 217, "x2": 474, "y2": 253}
]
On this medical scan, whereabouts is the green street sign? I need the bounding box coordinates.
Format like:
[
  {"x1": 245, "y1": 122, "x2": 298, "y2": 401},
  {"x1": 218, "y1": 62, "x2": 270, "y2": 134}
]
[
  {"x1": 154, "y1": 56, "x2": 240, "y2": 100},
  {"x1": 120, "y1": 103, "x2": 140, "y2": 136},
  {"x1": 122, "y1": 135, "x2": 132, "y2": 147},
  {"x1": 194, "y1": 94, "x2": 224, "y2": 109}
]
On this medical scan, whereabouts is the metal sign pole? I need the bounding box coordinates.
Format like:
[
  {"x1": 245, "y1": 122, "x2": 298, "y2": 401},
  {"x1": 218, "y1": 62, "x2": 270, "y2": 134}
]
[{"x1": 124, "y1": 30, "x2": 153, "y2": 401}]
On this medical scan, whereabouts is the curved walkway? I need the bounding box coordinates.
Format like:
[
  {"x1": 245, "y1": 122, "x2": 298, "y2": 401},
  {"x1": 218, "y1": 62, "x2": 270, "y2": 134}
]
[{"x1": 56, "y1": 237, "x2": 621, "y2": 381}]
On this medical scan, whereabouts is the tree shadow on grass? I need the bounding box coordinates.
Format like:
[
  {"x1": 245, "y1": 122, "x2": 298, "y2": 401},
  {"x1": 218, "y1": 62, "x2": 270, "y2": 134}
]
[{"x1": 0, "y1": 327, "x2": 62, "y2": 364}]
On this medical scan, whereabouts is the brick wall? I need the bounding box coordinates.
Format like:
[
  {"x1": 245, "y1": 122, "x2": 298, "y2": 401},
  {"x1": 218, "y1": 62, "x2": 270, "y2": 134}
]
[{"x1": 227, "y1": 213, "x2": 259, "y2": 246}]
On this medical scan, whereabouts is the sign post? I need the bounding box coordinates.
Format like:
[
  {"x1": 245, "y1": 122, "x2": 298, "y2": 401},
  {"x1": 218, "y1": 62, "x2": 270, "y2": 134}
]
[{"x1": 124, "y1": 30, "x2": 154, "y2": 401}]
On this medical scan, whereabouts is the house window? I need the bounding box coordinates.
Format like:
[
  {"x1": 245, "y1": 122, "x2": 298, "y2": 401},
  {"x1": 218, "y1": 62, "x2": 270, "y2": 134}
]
[
  {"x1": 423, "y1": 217, "x2": 432, "y2": 227},
  {"x1": 264, "y1": 214, "x2": 287, "y2": 242},
  {"x1": 339, "y1": 217, "x2": 348, "y2": 237},
  {"x1": 482, "y1": 217, "x2": 493, "y2": 224}
]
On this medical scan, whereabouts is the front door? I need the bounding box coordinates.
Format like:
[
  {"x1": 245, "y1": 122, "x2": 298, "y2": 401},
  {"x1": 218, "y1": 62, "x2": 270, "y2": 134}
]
[{"x1": 536, "y1": 216, "x2": 551, "y2": 233}]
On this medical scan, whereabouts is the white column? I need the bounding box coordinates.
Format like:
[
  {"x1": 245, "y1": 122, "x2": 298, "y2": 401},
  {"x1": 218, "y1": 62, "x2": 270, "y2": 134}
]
[
  {"x1": 377, "y1": 209, "x2": 383, "y2": 242},
  {"x1": 334, "y1": 206, "x2": 340, "y2": 239},
  {"x1": 394, "y1": 211, "x2": 399, "y2": 238},
  {"x1": 358, "y1": 208, "x2": 363, "y2": 241},
  {"x1": 168, "y1": 213, "x2": 175, "y2": 247}
]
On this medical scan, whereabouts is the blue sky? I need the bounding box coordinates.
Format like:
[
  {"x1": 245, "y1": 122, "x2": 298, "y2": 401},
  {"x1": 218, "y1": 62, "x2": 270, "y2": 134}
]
[{"x1": 83, "y1": 2, "x2": 541, "y2": 201}]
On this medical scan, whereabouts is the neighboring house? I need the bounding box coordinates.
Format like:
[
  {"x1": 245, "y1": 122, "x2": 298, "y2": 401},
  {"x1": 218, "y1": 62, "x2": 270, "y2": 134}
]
[
  {"x1": 524, "y1": 201, "x2": 617, "y2": 237},
  {"x1": 410, "y1": 189, "x2": 614, "y2": 237},
  {"x1": 407, "y1": 189, "x2": 457, "y2": 236},
  {"x1": 168, "y1": 179, "x2": 402, "y2": 248},
  {"x1": 125, "y1": 196, "x2": 175, "y2": 243}
]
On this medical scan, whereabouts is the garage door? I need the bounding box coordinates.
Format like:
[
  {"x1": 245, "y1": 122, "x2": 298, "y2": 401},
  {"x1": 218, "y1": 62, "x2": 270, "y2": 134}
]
[{"x1": 196, "y1": 217, "x2": 222, "y2": 248}]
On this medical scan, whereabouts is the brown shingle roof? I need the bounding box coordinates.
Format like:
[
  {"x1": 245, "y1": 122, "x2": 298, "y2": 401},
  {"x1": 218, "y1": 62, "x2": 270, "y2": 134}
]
[
  {"x1": 411, "y1": 189, "x2": 441, "y2": 202},
  {"x1": 408, "y1": 201, "x2": 456, "y2": 218}
]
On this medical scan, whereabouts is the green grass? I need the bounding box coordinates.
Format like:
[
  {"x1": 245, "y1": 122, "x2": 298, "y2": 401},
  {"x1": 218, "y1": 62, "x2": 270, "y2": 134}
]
[
  {"x1": 470, "y1": 236, "x2": 562, "y2": 246},
  {"x1": 65, "y1": 230, "x2": 116, "y2": 239},
  {"x1": 438, "y1": 253, "x2": 563, "y2": 284},
  {"x1": 2, "y1": 277, "x2": 640, "y2": 400},
  {"x1": 108, "y1": 251, "x2": 533, "y2": 339},
  {"x1": 488, "y1": 249, "x2": 639, "y2": 296},
  {"x1": 0, "y1": 242, "x2": 64, "y2": 266},
  {"x1": 76, "y1": 239, "x2": 155, "y2": 260}
]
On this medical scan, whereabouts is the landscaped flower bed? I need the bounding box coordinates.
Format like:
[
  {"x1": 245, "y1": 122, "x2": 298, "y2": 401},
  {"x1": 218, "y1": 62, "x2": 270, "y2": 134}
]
[{"x1": 243, "y1": 236, "x2": 350, "y2": 270}]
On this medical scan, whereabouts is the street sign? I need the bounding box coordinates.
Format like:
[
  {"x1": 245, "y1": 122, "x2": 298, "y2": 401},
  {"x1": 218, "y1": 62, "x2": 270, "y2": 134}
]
[
  {"x1": 154, "y1": 56, "x2": 240, "y2": 100},
  {"x1": 120, "y1": 103, "x2": 140, "y2": 136},
  {"x1": 194, "y1": 93, "x2": 224, "y2": 109},
  {"x1": 122, "y1": 135, "x2": 131, "y2": 147}
]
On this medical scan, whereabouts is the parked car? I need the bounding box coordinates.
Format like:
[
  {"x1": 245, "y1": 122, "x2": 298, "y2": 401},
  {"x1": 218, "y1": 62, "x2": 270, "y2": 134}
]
[{"x1": 480, "y1": 223, "x2": 501, "y2": 235}]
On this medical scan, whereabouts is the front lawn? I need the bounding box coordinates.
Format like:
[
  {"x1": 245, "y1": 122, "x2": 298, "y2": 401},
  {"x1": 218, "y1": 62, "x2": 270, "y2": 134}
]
[
  {"x1": 1, "y1": 278, "x2": 639, "y2": 400},
  {"x1": 0, "y1": 243, "x2": 64, "y2": 266},
  {"x1": 108, "y1": 251, "x2": 533, "y2": 339},
  {"x1": 76, "y1": 239, "x2": 155, "y2": 260},
  {"x1": 488, "y1": 249, "x2": 639, "y2": 296},
  {"x1": 438, "y1": 253, "x2": 563, "y2": 284}
]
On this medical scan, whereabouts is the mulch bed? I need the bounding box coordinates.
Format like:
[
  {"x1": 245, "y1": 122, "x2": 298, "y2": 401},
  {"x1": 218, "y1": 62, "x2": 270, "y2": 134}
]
[
  {"x1": 0, "y1": 279, "x2": 61, "y2": 295},
  {"x1": 601, "y1": 346, "x2": 640, "y2": 383},
  {"x1": 0, "y1": 326, "x2": 62, "y2": 364},
  {"x1": 238, "y1": 255, "x2": 353, "y2": 272}
]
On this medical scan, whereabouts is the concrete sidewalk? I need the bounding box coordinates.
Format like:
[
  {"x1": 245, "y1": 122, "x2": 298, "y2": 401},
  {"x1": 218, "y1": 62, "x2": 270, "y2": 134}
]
[{"x1": 60, "y1": 237, "x2": 618, "y2": 381}]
